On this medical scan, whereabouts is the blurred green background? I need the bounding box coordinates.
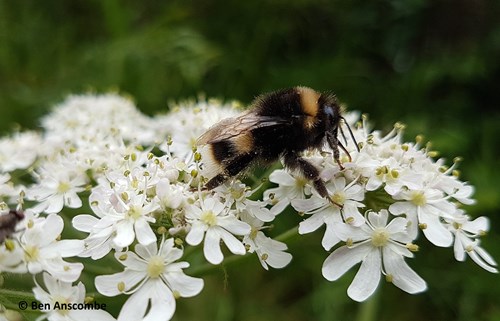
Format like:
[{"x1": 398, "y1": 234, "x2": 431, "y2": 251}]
[{"x1": 1, "y1": 1, "x2": 499, "y2": 320}]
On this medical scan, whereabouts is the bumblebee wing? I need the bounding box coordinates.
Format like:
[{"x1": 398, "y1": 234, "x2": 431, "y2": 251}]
[{"x1": 197, "y1": 112, "x2": 289, "y2": 145}]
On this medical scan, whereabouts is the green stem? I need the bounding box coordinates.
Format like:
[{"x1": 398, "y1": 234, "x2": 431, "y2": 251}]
[
  {"x1": 275, "y1": 226, "x2": 299, "y2": 242},
  {"x1": 354, "y1": 288, "x2": 380, "y2": 321},
  {"x1": 0, "y1": 289, "x2": 37, "y2": 309}
]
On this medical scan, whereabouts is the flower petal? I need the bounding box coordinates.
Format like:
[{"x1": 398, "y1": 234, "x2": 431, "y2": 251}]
[
  {"x1": 142, "y1": 281, "x2": 176, "y2": 321},
  {"x1": 45, "y1": 195, "x2": 65, "y2": 214},
  {"x1": 41, "y1": 214, "x2": 64, "y2": 244},
  {"x1": 347, "y1": 249, "x2": 381, "y2": 302},
  {"x1": 185, "y1": 223, "x2": 206, "y2": 246},
  {"x1": 135, "y1": 219, "x2": 157, "y2": 245},
  {"x1": 135, "y1": 241, "x2": 158, "y2": 260},
  {"x1": 72, "y1": 215, "x2": 99, "y2": 232},
  {"x1": 419, "y1": 211, "x2": 453, "y2": 247},
  {"x1": 165, "y1": 271, "x2": 204, "y2": 297},
  {"x1": 298, "y1": 213, "x2": 325, "y2": 234},
  {"x1": 43, "y1": 239, "x2": 85, "y2": 257},
  {"x1": 116, "y1": 278, "x2": 155, "y2": 321},
  {"x1": 114, "y1": 221, "x2": 135, "y2": 247},
  {"x1": 204, "y1": 228, "x2": 223, "y2": 264},
  {"x1": 95, "y1": 270, "x2": 146, "y2": 296},
  {"x1": 322, "y1": 244, "x2": 370, "y2": 281},
  {"x1": 383, "y1": 247, "x2": 427, "y2": 294},
  {"x1": 64, "y1": 192, "x2": 83, "y2": 209},
  {"x1": 219, "y1": 228, "x2": 246, "y2": 256},
  {"x1": 70, "y1": 309, "x2": 117, "y2": 321},
  {"x1": 218, "y1": 216, "x2": 251, "y2": 236}
]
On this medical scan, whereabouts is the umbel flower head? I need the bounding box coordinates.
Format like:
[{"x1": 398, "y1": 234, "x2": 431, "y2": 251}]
[{"x1": 0, "y1": 93, "x2": 496, "y2": 320}]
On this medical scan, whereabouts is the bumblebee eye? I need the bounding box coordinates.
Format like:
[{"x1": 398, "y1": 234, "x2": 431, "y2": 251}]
[{"x1": 324, "y1": 105, "x2": 335, "y2": 118}]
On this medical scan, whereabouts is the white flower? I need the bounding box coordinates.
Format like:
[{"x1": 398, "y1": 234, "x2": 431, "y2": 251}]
[
  {"x1": 364, "y1": 157, "x2": 422, "y2": 195},
  {"x1": 72, "y1": 213, "x2": 119, "y2": 260},
  {"x1": 241, "y1": 213, "x2": 292, "y2": 270},
  {"x1": 264, "y1": 169, "x2": 311, "y2": 209},
  {"x1": 293, "y1": 177, "x2": 365, "y2": 250},
  {"x1": 389, "y1": 187, "x2": 456, "y2": 246},
  {"x1": 111, "y1": 191, "x2": 159, "y2": 247},
  {"x1": 42, "y1": 93, "x2": 156, "y2": 145},
  {"x1": 95, "y1": 238, "x2": 204, "y2": 321},
  {"x1": 0, "y1": 174, "x2": 19, "y2": 201},
  {"x1": 33, "y1": 272, "x2": 116, "y2": 321},
  {"x1": 27, "y1": 162, "x2": 87, "y2": 214},
  {"x1": 20, "y1": 214, "x2": 84, "y2": 282},
  {"x1": 0, "y1": 131, "x2": 42, "y2": 172},
  {"x1": 156, "y1": 178, "x2": 185, "y2": 210},
  {"x1": 77, "y1": 181, "x2": 159, "y2": 250},
  {"x1": 215, "y1": 181, "x2": 284, "y2": 222},
  {"x1": 0, "y1": 241, "x2": 26, "y2": 273},
  {"x1": 448, "y1": 213, "x2": 498, "y2": 273},
  {"x1": 322, "y1": 210, "x2": 426, "y2": 302},
  {"x1": 185, "y1": 197, "x2": 251, "y2": 264}
]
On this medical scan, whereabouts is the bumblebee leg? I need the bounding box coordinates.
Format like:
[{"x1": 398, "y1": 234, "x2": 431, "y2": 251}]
[
  {"x1": 283, "y1": 152, "x2": 342, "y2": 208},
  {"x1": 205, "y1": 173, "x2": 229, "y2": 190},
  {"x1": 326, "y1": 132, "x2": 345, "y2": 170},
  {"x1": 204, "y1": 153, "x2": 256, "y2": 190}
]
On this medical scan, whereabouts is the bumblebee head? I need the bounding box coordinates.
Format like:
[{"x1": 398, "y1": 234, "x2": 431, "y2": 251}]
[
  {"x1": 318, "y1": 94, "x2": 341, "y2": 132},
  {"x1": 319, "y1": 93, "x2": 360, "y2": 154}
]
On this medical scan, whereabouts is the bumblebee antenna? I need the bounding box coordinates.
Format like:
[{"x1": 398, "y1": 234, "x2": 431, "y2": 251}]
[
  {"x1": 340, "y1": 117, "x2": 360, "y2": 152},
  {"x1": 339, "y1": 124, "x2": 348, "y2": 146}
]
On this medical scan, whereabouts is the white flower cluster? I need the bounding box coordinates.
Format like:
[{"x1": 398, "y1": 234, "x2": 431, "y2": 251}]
[
  {"x1": 0, "y1": 93, "x2": 496, "y2": 320},
  {"x1": 269, "y1": 116, "x2": 497, "y2": 301}
]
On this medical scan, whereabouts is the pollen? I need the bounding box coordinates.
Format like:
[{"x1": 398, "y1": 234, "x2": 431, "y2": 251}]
[
  {"x1": 249, "y1": 227, "x2": 259, "y2": 239},
  {"x1": 147, "y1": 256, "x2": 165, "y2": 278},
  {"x1": 345, "y1": 216, "x2": 354, "y2": 224},
  {"x1": 371, "y1": 228, "x2": 390, "y2": 247},
  {"x1": 57, "y1": 182, "x2": 71, "y2": 194},
  {"x1": 410, "y1": 191, "x2": 427, "y2": 206},
  {"x1": 121, "y1": 192, "x2": 129, "y2": 201},
  {"x1": 5, "y1": 239, "x2": 16, "y2": 251},
  {"x1": 174, "y1": 237, "x2": 183, "y2": 246},
  {"x1": 375, "y1": 166, "x2": 388, "y2": 177},
  {"x1": 230, "y1": 187, "x2": 245, "y2": 200},
  {"x1": 126, "y1": 206, "x2": 143, "y2": 220},
  {"x1": 406, "y1": 243, "x2": 419, "y2": 252},
  {"x1": 295, "y1": 177, "x2": 308, "y2": 188},
  {"x1": 24, "y1": 245, "x2": 39, "y2": 262},
  {"x1": 331, "y1": 191, "x2": 346, "y2": 206},
  {"x1": 201, "y1": 210, "x2": 217, "y2": 226}
]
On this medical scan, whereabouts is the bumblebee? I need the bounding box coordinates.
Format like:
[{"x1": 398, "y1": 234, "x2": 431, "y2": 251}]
[
  {"x1": 0, "y1": 209, "x2": 24, "y2": 243},
  {"x1": 197, "y1": 86, "x2": 358, "y2": 205}
]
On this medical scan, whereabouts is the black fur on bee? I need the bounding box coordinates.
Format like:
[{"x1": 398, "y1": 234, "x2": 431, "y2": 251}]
[{"x1": 0, "y1": 209, "x2": 24, "y2": 243}]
